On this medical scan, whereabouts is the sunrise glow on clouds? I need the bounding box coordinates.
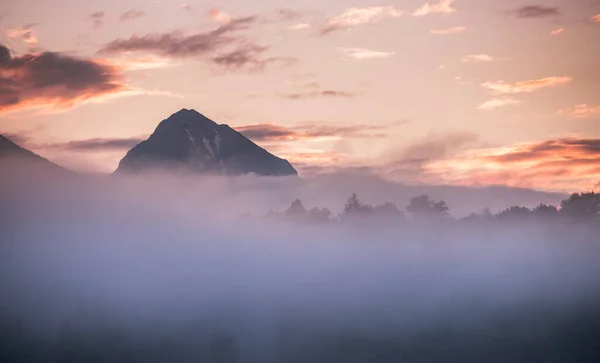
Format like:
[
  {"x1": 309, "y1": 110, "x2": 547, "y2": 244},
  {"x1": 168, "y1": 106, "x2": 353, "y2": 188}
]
[{"x1": 0, "y1": 0, "x2": 599, "y2": 192}]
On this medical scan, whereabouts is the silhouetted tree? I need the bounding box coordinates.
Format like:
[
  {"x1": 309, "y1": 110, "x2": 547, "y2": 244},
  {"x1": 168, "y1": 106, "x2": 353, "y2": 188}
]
[
  {"x1": 406, "y1": 195, "x2": 450, "y2": 220},
  {"x1": 308, "y1": 207, "x2": 332, "y2": 223},
  {"x1": 373, "y1": 202, "x2": 405, "y2": 220},
  {"x1": 495, "y1": 206, "x2": 532, "y2": 223},
  {"x1": 286, "y1": 198, "x2": 308, "y2": 217},
  {"x1": 342, "y1": 193, "x2": 374, "y2": 219},
  {"x1": 560, "y1": 192, "x2": 600, "y2": 221},
  {"x1": 461, "y1": 208, "x2": 494, "y2": 225},
  {"x1": 344, "y1": 193, "x2": 362, "y2": 214},
  {"x1": 533, "y1": 203, "x2": 560, "y2": 221}
]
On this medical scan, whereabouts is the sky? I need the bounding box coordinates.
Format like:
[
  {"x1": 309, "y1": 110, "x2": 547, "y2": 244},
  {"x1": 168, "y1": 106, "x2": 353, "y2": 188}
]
[{"x1": 0, "y1": 0, "x2": 599, "y2": 193}]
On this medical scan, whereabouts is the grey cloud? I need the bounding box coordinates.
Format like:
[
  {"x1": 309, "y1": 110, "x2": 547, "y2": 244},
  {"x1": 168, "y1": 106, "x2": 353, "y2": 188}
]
[
  {"x1": 511, "y1": 5, "x2": 560, "y2": 19},
  {"x1": 119, "y1": 10, "x2": 146, "y2": 22}
]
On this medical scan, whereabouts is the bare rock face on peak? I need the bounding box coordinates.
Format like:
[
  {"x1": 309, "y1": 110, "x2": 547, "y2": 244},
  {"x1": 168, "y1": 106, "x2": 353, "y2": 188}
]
[{"x1": 114, "y1": 109, "x2": 297, "y2": 176}]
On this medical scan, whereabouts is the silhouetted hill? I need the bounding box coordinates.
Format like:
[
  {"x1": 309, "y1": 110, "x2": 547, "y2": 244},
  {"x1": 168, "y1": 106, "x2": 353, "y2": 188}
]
[
  {"x1": 0, "y1": 134, "x2": 74, "y2": 179},
  {"x1": 114, "y1": 109, "x2": 297, "y2": 176}
]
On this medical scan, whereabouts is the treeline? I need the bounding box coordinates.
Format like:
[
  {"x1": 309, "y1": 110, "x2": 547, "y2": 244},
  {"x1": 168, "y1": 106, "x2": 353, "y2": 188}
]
[{"x1": 257, "y1": 192, "x2": 600, "y2": 226}]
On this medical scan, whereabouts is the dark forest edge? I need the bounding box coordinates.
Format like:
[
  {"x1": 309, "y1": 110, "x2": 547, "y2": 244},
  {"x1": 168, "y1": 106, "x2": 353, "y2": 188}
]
[{"x1": 248, "y1": 191, "x2": 600, "y2": 227}]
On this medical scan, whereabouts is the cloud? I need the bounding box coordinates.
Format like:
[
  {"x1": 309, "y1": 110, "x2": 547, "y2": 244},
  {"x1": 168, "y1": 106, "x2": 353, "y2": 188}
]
[
  {"x1": 413, "y1": 0, "x2": 457, "y2": 17},
  {"x1": 560, "y1": 104, "x2": 600, "y2": 119},
  {"x1": 550, "y1": 28, "x2": 564, "y2": 35},
  {"x1": 339, "y1": 47, "x2": 395, "y2": 60},
  {"x1": 44, "y1": 137, "x2": 146, "y2": 152},
  {"x1": 510, "y1": 6, "x2": 560, "y2": 19},
  {"x1": 321, "y1": 6, "x2": 403, "y2": 34},
  {"x1": 280, "y1": 90, "x2": 356, "y2": 100},
  {"x1": 105, "y1": 55, "x2": 172, "y2": 71},
  {"x1": 235, "y1": 122, "x2": 397, "y2": 142},
  {"x1": 287, "y1": 23, "x2": 310, "y2": 30},
  {"x1": 90, "y1": 11, "x2": 105, "y2": 29},
  {"x1": 425, "y1": 137, "x2": 600, "y2": 192},
  {"x1": 482, "y1": 77, "x2": 572, "y2": 94},
  {"x1": 384, "y1": 132, "x2": 480, "y2": 181},
  {"x1": 99, "y1": 16, "x2": 257, "y2": 57},
  {"x1": 430, "y1": 26, "x2": 467, "y2": 35},
  {"x1": 98, "y1": 17, "x2": 289, "y2": 71},
  {"x1": 209, "y1": 9, "x2": 232, "y2": 23},
  {"x1": 461, "y1": 54, "x2": 501, "y2": 63},
  {"x1": 0, "y1": 44, "x2": 129, "y2": 114},
  {"x1": 592, "y1": 14, "x2": 600, "y2": 23},
  {"x1": 120, "y1": 10, "x2": 146, "y2": 22},
  {"x1": 180, "y1": 4, "x2": 192, "y2": 11},
  {"x1": 277, "y1": 9, "x2": 303, "y2": 21},
  {"x1": 211, "y1": 44, "x2": 296, "y2": 71},
  {"x1": 477, "y1": 97, "x2": 521, "y2": 110},
  {"x1": 3, "y1": 23, "x2": 38, "y2": 48}
]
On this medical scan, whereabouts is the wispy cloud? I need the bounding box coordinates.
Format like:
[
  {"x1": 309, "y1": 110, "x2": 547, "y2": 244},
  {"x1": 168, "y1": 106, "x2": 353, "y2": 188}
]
[
  {"x1": 2, "y1": 23, "x2": 38, "y2": 49},
  {"x1": 461, "y1": 54, "x2": 502, "y2": 63},
  {"x1": 339, "y1": 47, "x2": 395, "y2": 60},
  {"x1": 277, "y1": 9, "x2": 303, "y2": 21},
  {"x1": 98, "y1": 17, "x2": 292, "y2": 72},
  {"x1": 209, "y1": 9, "x2": 232, "y2": 23},
  {"x1": 425, "y1": 137, "x2": 600, "y2": 192},
  {"x1": 477, "y1": 97, "x2": 521, "y2": 110},
  {"x1": 482, "y1": 77, "x2": 572, "y2": 94},
  {"x1": 119, "y1": 10, "x2": 146, "y2": 22},
  {"x1": 477, "y1": 76, "x2": 570, "y2": 111},
  {"x1": 287, "y1": 23, "x2": 310, "y2": 30},
  {"x1": 550, "y1": 28, "x2": 564, "y2": 35},
  {"x1": 44, "y1": 137, "x2": 146, "y2": 152},
  {"x1": 89, "y1": 11, "x2": 105, "y2": 29},
  {"x1": 321, "y1": 6, "x2": 403, "y2": 35},
  {"x1": 281, "y1": 90, "x2": 356, "y2": 100},
  {"x1": 560, "y1": 104, "x2": 600, "y2": 119},
  {"x1": 413, "y1": 0, "x2": 457, "y2": 17},
  {"x1": 235, "y1": 121, "x2": 394, "y2": 142},
  {"x1": 180, "y1": 4, "x2": 192, "y2": 11},
  {"x1": 384, "y1": 131, "x2": 480, "y2": 182},
  {"x1": 592, "y1": 14, "x2": 600, "y2": 23},
  {"x1": 105, "y1": 56, "x2": 172, "y2": 71},
  {"x1": 510, "y1": 5, "x2": 560, "y2": 19},
  {"x1": 430, "y1": 26, "x2": 467, "y2": 35}
]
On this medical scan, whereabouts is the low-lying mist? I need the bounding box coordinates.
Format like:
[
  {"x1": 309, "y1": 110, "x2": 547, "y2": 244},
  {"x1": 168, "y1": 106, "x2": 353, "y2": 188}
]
[{"x1": 1, "y1": 167, "x2": 599, "y2": 363}]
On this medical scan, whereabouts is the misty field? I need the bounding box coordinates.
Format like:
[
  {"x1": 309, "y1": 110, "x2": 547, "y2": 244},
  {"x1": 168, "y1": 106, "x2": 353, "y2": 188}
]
[{"x1": 1, "y1": 172, "x2": 600, "y2": 363}]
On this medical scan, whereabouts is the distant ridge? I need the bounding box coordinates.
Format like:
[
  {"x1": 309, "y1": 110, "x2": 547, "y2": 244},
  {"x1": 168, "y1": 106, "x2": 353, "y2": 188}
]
[
  {"x1": 114, "y1": 109, "x2": 298, "y2": 176},
  {"x1": 0, "y1": 134, "x2": 73, "y2": 178}
]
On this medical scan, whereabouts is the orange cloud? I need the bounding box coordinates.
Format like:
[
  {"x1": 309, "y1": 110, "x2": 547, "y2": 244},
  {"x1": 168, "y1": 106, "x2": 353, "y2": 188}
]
[
  {"x1": 235, "y1": 122, "x2": 392, "y2": 142},
  {"x1": 0, "y1": 45, "x2": 130, "y2": 114},
  {"x1": 430, "y1": 26, "x2": 467, "y2": 35},
  {"x1": 413, "y1": 0, "x2": 457, "y2": 17},
  {"x1": 550, "y1": 28, "x2": 564, "y2": 35},
  {"x1": 591, "y1": 14, "x2": 600, "y2": 23},
  {"x1": 209, "y1": 9, "x2": 232, "y2": 23},
  {"x1": 482, "y1": 76, "x2": 572, "y2": 94},
  {"x1": 3, "y1": 24, "x2": 38, "y2": 50},
  {"x1": 423, "y1": 137, "x2": 600, "y2": 192}
]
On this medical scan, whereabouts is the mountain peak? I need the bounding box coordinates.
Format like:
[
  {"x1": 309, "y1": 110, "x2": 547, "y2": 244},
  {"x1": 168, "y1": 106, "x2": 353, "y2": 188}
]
[{"x1": 115, "y1": 109, "x2": 297, "y2": 177}]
